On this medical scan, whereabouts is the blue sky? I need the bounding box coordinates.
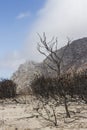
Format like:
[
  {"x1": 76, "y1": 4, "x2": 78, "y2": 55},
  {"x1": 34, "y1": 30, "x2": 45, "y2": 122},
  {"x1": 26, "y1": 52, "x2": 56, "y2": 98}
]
[
  {"x1": 0, "y1": 0, "x2": 46, "y2": 78},
  {"x1": 0, "y1": 0, "x2": 87, "y2": 78},
  {"x1": 0, "y1": 0, "x2": 45, "y2": 55}
]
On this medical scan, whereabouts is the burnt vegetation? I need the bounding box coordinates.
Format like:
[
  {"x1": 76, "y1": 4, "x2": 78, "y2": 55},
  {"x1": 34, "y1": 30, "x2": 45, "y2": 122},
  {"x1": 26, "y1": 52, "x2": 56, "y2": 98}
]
[
  {"x1": 0, "y1": 79, "x2": 16, "y2": 99},
  {"x1": 31, "y1": 71, "x2": 87, "y2": 126},
  {"x1": 31, "y1": 71, "x2": 87, "y2": 103},
  {"x1": 31, "y1": 33, "x2": 87, "y2": 126}
]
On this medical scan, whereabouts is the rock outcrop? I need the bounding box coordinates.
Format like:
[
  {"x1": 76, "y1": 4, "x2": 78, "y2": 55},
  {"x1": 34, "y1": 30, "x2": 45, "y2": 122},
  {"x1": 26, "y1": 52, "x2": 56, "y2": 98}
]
[{"x1": 11, "y1": 61, "x2": 40, "y2": 94}]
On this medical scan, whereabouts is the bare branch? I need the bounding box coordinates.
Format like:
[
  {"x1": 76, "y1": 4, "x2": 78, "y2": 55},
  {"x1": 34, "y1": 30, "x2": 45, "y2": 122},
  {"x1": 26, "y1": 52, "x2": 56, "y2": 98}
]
[
  {"x1": 37, "y1": 32, "x2": 70, "y2": 77},
  {"x1": 44, "y1": 61, "x2": 58, "y2": 72}
]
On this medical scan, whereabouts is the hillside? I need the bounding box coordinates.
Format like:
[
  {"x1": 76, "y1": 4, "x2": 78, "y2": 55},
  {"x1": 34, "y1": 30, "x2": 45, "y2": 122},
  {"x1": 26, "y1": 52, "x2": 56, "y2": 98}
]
[
  {"x1": 11, "y1": 37, "x2": 87, "y2": 93},
  {"x1": 44, "y1": 37, "x2": 87, "y2": 74}
]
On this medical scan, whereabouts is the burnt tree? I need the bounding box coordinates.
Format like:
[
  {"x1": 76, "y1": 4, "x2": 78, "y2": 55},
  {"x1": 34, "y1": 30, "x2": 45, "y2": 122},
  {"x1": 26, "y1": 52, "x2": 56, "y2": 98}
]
[{"x1": 37, "y1": 33, "x2": 71, "y2": 118}]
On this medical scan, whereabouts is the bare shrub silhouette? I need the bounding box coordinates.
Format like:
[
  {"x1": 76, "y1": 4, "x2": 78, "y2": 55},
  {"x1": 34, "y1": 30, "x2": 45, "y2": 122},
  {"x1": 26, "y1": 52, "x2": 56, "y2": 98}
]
[
  {"x1": 36, "y1": 33, "x2": 71, "y2": 118},
  {"x1": 37, "y1": 33, "x2": 70, "y2": 77},
  {"x1": 31, "y1": 74, "x2": 72, "y2": 126},
  {"x1": 69, "y1": 71, "x2": 87, "y2": 102},
  {"x1": 0, "y1": 79, "x2": 16, "y2": 99}
]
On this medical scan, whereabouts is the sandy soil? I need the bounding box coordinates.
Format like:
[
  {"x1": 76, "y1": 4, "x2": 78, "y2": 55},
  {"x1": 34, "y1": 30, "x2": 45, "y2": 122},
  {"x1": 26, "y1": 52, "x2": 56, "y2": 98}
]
[{"x1": 0, "y1": 96, "x2": 87, "y2": 130}]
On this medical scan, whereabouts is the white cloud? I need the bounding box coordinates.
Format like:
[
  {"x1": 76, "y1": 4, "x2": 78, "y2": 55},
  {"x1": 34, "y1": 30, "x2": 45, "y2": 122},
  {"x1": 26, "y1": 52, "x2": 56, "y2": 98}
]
[
  {"x1": 16, "y1": 12, "x2": 31, "y2": 19},
  {"x1": 24, "y1": 0, "x2": 87, "y2": 62},
  {"x1": 0, "y1": 51, "x2": 24, "y2": 69},
  {"x1": 0, "y1": 51, "x2": 25, "y2": 78},
  {"x1": 34, "y1": 0, "x2": 87, "y2": 39}
]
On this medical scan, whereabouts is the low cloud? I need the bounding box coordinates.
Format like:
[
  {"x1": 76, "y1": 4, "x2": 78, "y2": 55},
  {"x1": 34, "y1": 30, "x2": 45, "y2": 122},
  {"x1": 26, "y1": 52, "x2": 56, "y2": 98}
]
[
  {"x1": 0, "y1": 51, "x2": 25, "y2": 78},
  {"x1": 24, "y1": 0, "x2": 87, "y2": 62},
  {"x1": 16, "y1": 12, "x2": 31, "y2": 20}
]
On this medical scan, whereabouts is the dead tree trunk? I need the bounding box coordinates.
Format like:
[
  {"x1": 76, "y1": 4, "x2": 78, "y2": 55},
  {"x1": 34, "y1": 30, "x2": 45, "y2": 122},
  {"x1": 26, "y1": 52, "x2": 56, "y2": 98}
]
[{"x1": 64, "y1": 96, "x2": 70, "y2": 118}]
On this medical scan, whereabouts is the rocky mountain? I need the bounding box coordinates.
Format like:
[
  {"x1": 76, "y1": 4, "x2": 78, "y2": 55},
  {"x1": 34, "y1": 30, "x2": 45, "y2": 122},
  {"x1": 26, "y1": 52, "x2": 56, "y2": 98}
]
[
  {"x1": 11, "y1": 37, "x2": 87, "y2": 94},
  {"x1": 11, "y1": 61, "x2": 41, "y2": 94}
]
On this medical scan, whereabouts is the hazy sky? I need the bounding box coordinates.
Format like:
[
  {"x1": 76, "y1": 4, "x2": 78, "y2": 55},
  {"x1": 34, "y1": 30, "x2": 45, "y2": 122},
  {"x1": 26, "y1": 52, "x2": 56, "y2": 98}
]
[
  {"x1": 0, "y1": 0, "x2": 45, "y2": 78},
  {"x1": 1, "y1": 0, "x2": 87, "y2": 78}
]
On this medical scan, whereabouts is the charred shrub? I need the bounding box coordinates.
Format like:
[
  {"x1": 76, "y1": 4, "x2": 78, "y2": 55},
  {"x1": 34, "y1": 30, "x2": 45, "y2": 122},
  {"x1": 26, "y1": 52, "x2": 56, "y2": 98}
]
[
  {"x1": 0, "y1": 79, "x2": 16, "y2": 99},
  {"x1": 31, "y1": 74, "x2": 71, "y2": 118},
  {"x1": 31, "y1": 71, "x2": 87, "y2": 120},
  {"x1": 71, "y1": 71, "x2": 87, "y2": 101},
  {"x1": 31, "y1": 74, "x2": 72, "y2": 99},
  {"x1": 31, "y1": 75, "x2": 54, "y2": 99}
]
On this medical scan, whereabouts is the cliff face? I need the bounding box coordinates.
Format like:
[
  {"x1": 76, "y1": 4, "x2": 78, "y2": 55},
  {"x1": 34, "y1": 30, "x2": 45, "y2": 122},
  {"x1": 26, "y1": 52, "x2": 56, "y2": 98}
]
[{"x1": 11, "y1": 37, "x2": 87, "y2": 93}]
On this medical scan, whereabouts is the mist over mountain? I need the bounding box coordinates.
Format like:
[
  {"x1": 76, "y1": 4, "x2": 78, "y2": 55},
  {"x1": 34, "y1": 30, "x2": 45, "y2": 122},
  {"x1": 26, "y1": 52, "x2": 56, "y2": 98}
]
[{"x1": 11, "y1": 37, "x2": 87, "y2": 93}]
